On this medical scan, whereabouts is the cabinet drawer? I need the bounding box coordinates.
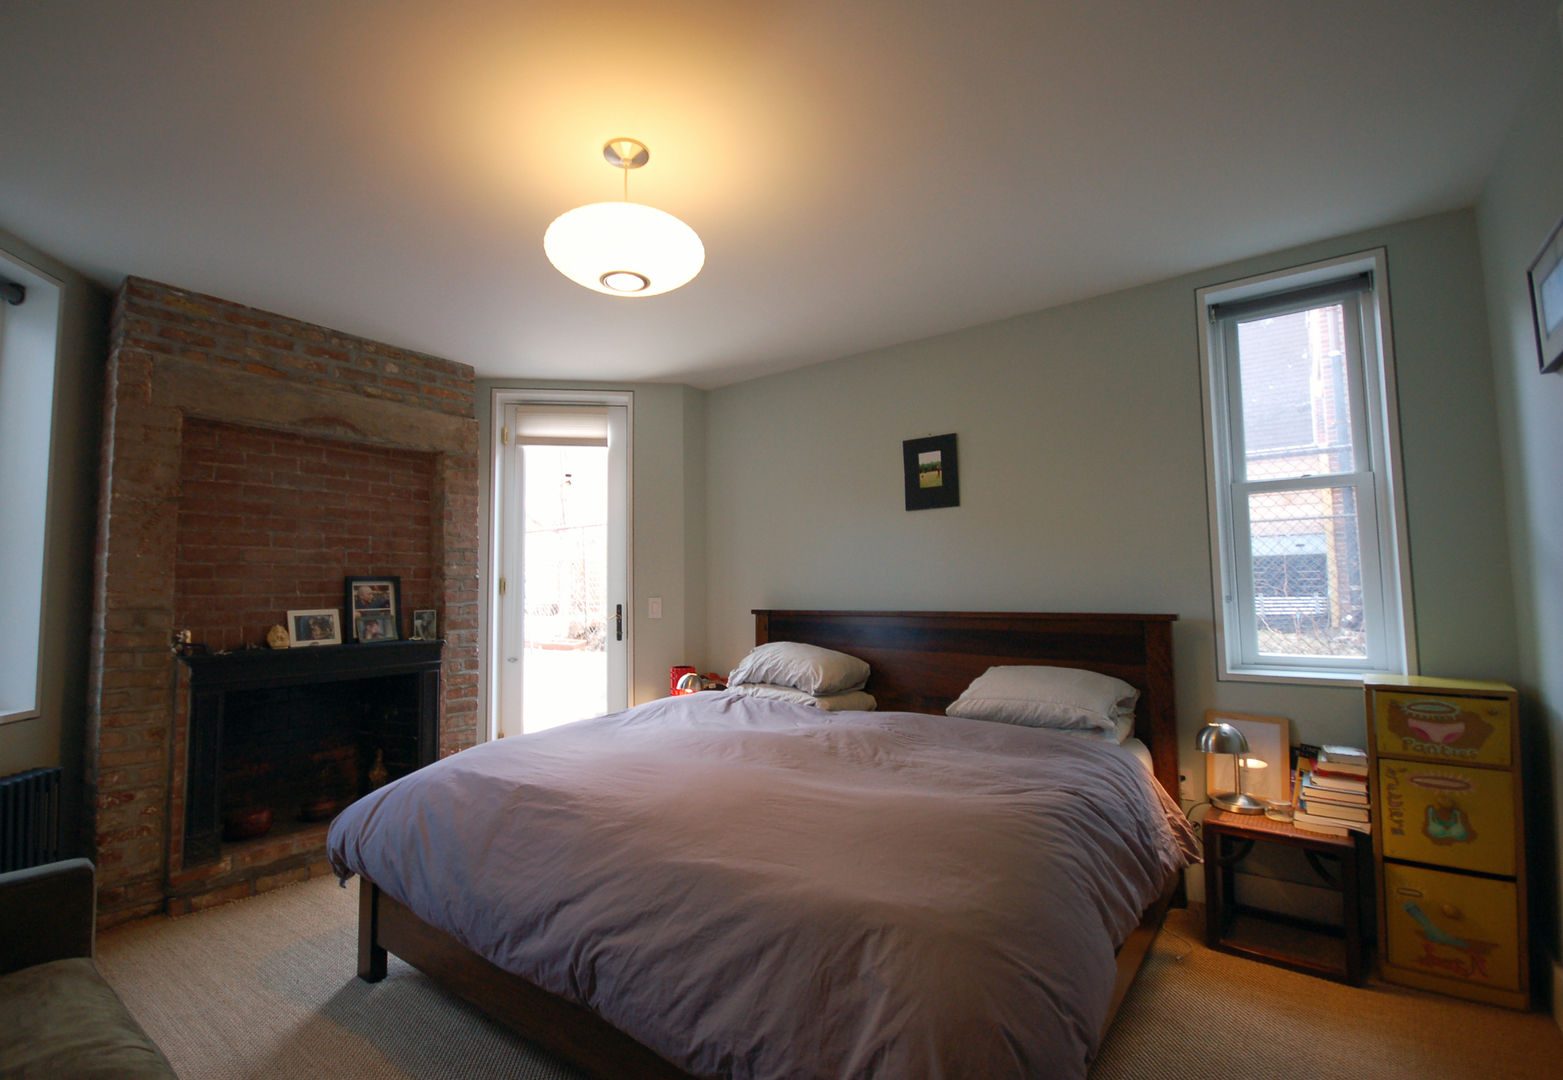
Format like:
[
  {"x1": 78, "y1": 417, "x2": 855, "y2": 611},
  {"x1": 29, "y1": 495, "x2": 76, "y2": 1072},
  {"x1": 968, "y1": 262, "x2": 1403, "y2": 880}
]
[
  {"x1": 1383, "y1": 863, "x2": 1520, "y2": 992},
  {"x1": 1378, "y1": 760, "x2": 1514, "y2": 876},
  {"x1": 1371, "y1": 690, "x2": 1511, "y2": 767}
]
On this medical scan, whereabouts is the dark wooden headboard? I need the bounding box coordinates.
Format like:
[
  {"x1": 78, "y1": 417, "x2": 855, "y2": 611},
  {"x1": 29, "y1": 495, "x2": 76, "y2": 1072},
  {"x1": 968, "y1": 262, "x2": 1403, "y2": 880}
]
[{"x1": 753, "y1": 610, "x2": 1179, "y2": 801}]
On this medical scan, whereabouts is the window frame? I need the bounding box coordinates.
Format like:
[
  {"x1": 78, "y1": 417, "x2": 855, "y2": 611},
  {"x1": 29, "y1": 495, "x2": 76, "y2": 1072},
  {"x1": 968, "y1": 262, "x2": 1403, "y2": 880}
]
[
  {"x1": 1197, "y1": 249, "x2": 1416, "y2": 684},
  {"x1": 0, "y1": 249, "x2": 63, "y2": 724}
]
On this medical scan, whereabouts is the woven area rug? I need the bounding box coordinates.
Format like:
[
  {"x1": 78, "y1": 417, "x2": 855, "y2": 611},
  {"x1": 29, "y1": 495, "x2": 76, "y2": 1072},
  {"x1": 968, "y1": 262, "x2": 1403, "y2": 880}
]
[{"x1": 97, "y1": 876, "x2": 1562, "y2": 1079}]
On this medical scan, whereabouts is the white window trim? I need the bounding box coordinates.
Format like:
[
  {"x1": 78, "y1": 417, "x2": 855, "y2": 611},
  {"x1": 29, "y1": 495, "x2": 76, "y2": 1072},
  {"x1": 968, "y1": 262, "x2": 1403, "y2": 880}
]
[
  {"x1": 1197, "y1": 248, "x2": 1417, "y2": 685},
  {"x1": 0, "y1": 248, "x2": 63, "y2": 724}
]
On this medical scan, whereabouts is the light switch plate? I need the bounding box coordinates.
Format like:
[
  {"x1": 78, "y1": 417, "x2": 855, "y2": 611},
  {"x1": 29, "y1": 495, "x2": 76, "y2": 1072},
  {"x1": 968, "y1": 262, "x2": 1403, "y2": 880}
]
[{"x1": 648, "y1": 597, "x2": 662, "y2": 619}]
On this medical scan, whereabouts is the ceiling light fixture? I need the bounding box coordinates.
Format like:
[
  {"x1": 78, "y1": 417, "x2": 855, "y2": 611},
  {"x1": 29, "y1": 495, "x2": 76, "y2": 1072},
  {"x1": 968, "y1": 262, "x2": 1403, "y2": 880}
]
[{"x1": 544, "y1": 138, "x2": 704, "y2": 298}]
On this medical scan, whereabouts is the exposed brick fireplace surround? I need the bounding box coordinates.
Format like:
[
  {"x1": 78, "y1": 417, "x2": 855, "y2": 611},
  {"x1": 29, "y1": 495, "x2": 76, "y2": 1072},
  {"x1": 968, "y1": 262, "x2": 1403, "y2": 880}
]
[{"x1": 87, "y1": 278, "x2": 479, "y2": 925}]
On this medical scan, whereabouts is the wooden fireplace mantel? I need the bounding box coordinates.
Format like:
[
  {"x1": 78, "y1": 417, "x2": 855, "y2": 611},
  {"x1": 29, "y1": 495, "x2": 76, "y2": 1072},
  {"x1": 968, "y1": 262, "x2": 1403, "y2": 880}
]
[
  {"x1": 181, "y1": 640, "x2": 445, "y2": 692},
  {"x1": 178, "y1": 641, "x2": 443, "y2": 865}
]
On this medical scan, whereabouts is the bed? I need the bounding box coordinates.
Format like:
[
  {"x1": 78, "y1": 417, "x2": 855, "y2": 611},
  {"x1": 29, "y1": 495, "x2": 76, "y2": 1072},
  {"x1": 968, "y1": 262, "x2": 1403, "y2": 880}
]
[{"x1": 329, "y1": 610, "x2": 1194, "y2": 1079}]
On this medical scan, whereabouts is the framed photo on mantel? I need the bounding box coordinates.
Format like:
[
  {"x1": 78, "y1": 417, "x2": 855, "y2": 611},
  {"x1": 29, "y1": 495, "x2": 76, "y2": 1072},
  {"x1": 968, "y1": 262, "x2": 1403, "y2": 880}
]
[
  {"x1": 345, "y1": 576, "x2": 401, "y2": 643},
  {"x1": 287, "y1": 609, "x2": 341, "y2": 648}
]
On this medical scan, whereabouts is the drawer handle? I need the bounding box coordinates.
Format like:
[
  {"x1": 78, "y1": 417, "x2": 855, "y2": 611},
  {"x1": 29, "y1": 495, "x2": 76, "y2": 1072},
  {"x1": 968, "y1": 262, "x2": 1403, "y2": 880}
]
[{"x1": 1440, "y1": 903, "x2": 1463, "y2": 920}]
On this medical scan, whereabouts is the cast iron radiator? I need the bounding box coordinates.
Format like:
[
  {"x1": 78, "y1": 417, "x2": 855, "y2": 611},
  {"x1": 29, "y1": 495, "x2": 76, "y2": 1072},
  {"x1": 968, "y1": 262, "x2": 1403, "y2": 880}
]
[{"x1": 0, "y1": 766, "x2": 62, "y2": 872}]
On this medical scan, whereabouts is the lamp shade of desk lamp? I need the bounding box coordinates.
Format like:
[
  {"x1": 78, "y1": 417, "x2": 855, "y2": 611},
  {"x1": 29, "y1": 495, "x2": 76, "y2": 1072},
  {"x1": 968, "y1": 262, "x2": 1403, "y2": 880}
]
[{"x1": 1198, "y1": 722, "x2": 1266, "y2": 814}]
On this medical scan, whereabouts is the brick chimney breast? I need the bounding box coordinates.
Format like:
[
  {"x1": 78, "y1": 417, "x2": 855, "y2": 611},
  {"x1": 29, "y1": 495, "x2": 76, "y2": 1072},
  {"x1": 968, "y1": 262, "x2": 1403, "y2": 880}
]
[{"x1": 88, "y1": 278, "x2": 479, "y2": 926}]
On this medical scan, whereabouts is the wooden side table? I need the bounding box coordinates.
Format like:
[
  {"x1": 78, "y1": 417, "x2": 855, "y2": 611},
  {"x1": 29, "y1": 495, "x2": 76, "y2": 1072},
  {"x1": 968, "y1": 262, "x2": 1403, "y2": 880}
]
[{"x1": 1202, "y1": 808, "x2": 1368, "y2": 984}]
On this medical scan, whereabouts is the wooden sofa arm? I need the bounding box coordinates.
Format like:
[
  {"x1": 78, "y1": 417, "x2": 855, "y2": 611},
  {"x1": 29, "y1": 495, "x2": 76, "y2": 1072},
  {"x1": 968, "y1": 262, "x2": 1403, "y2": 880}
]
[{"x1": 0, "y1": 858, "x2": 95, "y2": 975}]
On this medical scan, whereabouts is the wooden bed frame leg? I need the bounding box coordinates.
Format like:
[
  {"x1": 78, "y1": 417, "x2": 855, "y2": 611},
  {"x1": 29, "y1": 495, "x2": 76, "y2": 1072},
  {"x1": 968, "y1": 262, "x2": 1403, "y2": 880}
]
[{"x1": 358, "y1": 878, "x2": 387, "y2": 981}]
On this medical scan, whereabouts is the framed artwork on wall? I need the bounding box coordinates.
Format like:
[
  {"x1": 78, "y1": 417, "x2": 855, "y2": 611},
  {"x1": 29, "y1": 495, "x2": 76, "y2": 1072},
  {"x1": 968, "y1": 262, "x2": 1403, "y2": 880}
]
[
  {"x1": 1203, "y1": 710, "x2": 1291, "y2": 805},
  {"x1": 902, "y1": 433, "x2": 960, "y2": 511},
  {"x1": 1528, "y1": 211, "x2": 1563, "y2": 374},
  {"x1": 345, "y1": 576, "x2": 401, "y2": 642}
]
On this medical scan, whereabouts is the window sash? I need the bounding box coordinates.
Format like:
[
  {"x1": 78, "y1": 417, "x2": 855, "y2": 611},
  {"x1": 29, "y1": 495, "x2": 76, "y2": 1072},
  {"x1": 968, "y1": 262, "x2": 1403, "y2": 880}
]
[
  {"x1": 1227, "y1": 473, "x2": 1386, "y2": 671},
  {"x1": 1221, "y1": 294, "x2": 1371, "y2": 487}
]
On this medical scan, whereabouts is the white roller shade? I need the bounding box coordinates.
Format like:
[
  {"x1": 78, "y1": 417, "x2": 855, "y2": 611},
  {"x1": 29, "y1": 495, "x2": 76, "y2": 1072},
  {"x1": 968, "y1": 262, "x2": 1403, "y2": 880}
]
[{"x1": 514, "y1": 405, "x2": 608, "y2": 446}]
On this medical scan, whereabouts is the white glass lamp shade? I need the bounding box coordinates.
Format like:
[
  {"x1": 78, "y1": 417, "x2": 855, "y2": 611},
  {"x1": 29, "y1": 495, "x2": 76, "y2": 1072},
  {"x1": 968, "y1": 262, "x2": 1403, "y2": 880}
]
[{"x1": 544, "y1": 201, "x2": 704, "y2": 297}]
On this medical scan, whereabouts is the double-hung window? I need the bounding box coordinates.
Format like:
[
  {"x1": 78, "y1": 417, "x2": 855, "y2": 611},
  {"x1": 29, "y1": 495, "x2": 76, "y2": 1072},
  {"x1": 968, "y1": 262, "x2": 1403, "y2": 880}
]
[{"x1": 1198, "y1": 250, "x2": 1414, "y2": 682}]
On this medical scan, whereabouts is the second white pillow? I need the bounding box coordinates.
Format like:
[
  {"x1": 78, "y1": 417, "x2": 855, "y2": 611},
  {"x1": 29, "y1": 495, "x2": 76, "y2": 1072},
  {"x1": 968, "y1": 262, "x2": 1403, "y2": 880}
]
[
  {"x1": 728, "y1": 641, "x2": 870, "y2": 696},
  {"x1": 945, "y1": 665, "x2": 1139, "y2": 736}
]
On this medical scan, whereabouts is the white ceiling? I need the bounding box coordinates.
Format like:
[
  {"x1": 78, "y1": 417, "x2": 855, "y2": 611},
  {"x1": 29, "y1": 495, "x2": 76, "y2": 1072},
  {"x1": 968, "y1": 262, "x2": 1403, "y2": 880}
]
[{"x1": 1, "y1": 1, "x2": 1552, "y2": 388}]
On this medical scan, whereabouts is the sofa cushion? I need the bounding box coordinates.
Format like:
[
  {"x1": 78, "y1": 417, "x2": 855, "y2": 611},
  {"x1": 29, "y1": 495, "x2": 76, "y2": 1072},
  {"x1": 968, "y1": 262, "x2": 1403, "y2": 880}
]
[{"x1": 0, "y1": 957, "x2": 176, "y2": 1079}]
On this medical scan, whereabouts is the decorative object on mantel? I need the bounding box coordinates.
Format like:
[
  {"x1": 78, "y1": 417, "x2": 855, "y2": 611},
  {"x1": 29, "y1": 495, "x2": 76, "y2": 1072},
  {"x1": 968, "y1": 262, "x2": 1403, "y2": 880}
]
[
  {"x1": 346, "y1": 576, "x2": 401, "y2": 643},
  {"x1": 411, "y1": 609, "x2": 437, "y2": 641},
  {"x1": 1527, "y1": 210, "x2": 1563, "y2": 373},
  {"x1": 543, "y1": 138, "x2": 705, "y2": 298},
  {"x1": 265, "y1": 624, "x2": 289, "y2": 650},
  {"x1": 902, "y1": 433, "x2": 960, "y2": 511},
  {"x1": 170, "y1": 629, "x2": 208, "y2": 657},
  {"x1": 286, "y1": 609, "x2": 342, "y2": 647}
]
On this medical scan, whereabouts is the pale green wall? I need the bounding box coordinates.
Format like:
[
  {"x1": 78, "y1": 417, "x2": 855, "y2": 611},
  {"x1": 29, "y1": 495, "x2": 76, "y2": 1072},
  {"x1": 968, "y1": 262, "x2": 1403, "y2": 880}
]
[
  {"x1": 1477, "y1": 36, "x2": 1563, "y2": 972},
  {"x1": 475, "y1": 380, "x2": 708, "y2": 719},
  {"x1": 0, "y1": 225, "x2": 109, "y2": 856},
  {"x1": 706, "y1": 208, "x2": 1516, "y2": 793}
]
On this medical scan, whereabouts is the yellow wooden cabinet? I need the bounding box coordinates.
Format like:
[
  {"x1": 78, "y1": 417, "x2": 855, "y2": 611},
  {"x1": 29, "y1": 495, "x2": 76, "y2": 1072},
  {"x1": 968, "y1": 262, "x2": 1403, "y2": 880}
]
[{"x1": 1364, "y1": 674, "x2": 1528, "y2": 1009}]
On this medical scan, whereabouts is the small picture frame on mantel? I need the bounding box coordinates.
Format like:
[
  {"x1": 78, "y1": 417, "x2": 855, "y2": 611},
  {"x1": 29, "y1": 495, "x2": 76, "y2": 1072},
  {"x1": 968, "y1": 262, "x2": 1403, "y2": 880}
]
[
  {"x1": 411, "y1": 609, "x2": 437, "y2": 641},
  {"x1": 287, "y1": 609, "x2": 341, "y2": 648},
  {"x1": 345, "y1": 576, "x2": 401, "y2": 643},
  {"x1": 1527, "y1": 211, "x2": 1563, "y2": 374}
]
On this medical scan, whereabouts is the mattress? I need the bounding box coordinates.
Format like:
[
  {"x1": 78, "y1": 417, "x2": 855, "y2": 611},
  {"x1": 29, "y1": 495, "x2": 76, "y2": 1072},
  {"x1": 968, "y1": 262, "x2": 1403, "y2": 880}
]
[{"x1": 328, "y1": 692, "x2": 1197, "y2": 1080}]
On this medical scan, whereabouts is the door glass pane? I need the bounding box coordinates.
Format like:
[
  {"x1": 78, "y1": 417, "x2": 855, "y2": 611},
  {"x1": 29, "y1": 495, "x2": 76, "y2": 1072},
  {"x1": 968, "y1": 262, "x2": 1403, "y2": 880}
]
[
  {"x1": 1247, "y1": 488, "x2": 1365, "y2": 660},
  {"x1": 1236, "y1": 304, "x2": 1354, "y2": 480},
  {"x1": 522, "y1": 443, "x2": 608, "y2": 731}
]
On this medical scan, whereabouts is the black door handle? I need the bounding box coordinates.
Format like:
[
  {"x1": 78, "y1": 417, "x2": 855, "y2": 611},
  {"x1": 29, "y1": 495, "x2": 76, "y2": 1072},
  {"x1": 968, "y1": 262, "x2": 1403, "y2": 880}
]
[{"x1": 615, "y1": 604, "x2": 623, "y2": 642}]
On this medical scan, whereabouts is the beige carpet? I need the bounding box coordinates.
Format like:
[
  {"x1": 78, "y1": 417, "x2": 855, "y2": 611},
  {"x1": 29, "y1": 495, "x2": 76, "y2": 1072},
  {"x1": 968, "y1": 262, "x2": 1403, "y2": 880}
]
[{"x1": 97, "y1": 877, "x2": 1561, "y2": 1079}]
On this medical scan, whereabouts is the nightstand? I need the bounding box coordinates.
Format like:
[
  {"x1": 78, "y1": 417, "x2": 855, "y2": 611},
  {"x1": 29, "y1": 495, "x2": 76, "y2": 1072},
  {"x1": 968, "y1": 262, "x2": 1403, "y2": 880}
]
[{"x1": 1202, "y1": 809, "x2": 1368, "y2": 985}]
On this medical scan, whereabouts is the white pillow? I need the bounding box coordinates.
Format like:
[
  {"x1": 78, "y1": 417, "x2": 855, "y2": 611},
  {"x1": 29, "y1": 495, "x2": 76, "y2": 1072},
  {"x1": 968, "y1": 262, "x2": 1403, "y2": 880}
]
[
  {"x1": 728, "y1": 641, "x2": 871, "y2": 696},
  {"x1": 945, "y1": 665, "x2": 1139, "y2": 737},
  {"x1": 725, "y1": 683, "x2": 877, "y2": 712}
]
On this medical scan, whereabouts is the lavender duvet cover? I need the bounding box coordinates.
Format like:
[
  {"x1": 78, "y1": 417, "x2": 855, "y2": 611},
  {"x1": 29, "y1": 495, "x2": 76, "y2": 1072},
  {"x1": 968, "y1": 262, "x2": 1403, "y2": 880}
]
[{"x1": 327, "y1": 692, "x2": 1198, "y2": 1080}]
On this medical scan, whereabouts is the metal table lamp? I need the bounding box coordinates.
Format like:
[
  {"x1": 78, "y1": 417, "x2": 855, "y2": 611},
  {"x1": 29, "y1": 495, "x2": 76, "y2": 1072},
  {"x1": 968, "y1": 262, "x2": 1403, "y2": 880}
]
[{"x1": 1198, "y1": 721, "x2": 1266, "y2": 814}]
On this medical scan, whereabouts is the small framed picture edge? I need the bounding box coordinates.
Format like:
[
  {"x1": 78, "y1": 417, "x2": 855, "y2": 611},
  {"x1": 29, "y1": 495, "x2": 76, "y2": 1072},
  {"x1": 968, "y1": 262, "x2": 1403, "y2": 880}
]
[{"x1": 1527, "y1": 210, "x2": 1563, "y2": 374}]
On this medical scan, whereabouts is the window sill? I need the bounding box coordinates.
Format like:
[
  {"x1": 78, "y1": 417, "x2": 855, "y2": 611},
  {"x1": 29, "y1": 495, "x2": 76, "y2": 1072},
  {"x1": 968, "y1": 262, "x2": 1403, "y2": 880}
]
[
  {"x1": 1217, "y1": 666, "x2": 1389, "y2": 687},
  {"x1": 0, "y1": 707, "x2": 39, "y2": 726}
]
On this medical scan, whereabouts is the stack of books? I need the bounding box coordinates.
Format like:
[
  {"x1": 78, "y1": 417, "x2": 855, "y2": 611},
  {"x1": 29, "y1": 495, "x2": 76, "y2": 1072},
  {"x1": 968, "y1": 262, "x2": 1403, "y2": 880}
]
[{"x1": 1292, "y1": 744, "x2": 1371, "y2": 837}]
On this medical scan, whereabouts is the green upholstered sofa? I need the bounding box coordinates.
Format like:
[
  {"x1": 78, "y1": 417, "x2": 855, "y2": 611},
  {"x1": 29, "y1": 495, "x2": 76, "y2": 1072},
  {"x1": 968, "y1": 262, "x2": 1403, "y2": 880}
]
[{"x1": 0, "y1": 859, "x2": 177, "y2": 1079}]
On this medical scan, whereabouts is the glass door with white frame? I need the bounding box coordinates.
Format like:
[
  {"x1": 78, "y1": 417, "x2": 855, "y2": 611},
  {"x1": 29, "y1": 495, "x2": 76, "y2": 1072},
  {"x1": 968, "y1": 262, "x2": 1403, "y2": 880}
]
[{"x1": 496, "y1": 401, "x2": 629, "y2": 735}]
